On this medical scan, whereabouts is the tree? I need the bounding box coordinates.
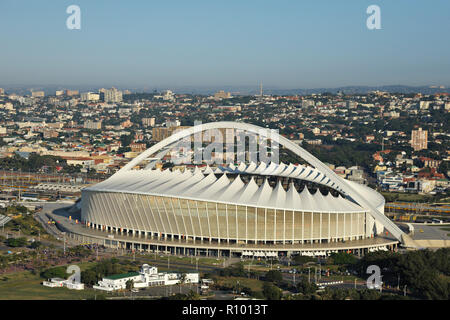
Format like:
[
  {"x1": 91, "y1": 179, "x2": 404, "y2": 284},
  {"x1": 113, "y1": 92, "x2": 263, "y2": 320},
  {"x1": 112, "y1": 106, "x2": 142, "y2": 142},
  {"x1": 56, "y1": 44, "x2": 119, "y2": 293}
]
[
  {"x1": 81, "y1": 269, "x2": 98, "y2": 286},
  {"x1": 329, "y1": 252, "x2": 357, "y2": 265},
  {"x1": 40, "y1": 266, "x2": 67, "y2": 279},
  {"x1": 265, "y1": 270, "x2": 283, "y2": 283},
  {"x1": 6, "y1": 237, "x2": 28, "y2": 247},
  {"x1": 262, "y1": 282, "x2": 282, "y2": 300},
  {"x1": 296, "y1": 276, "x2": 317, "y2": 295},
  {"x1": 29, "y1": 241, "x2": 42, "y2": 249},
  {"x1": 125, "y1": 279, "x2": 134, "y2": 290},
  {"x1": 438, "y1": 160, "x2": 449, "y2": 177}
]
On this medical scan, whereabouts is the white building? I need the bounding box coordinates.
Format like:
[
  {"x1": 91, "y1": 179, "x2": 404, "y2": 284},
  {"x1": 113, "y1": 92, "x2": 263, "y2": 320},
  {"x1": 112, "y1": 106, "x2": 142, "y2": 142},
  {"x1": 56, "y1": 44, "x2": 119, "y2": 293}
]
[
  {"x1": 162, "y1": 90, "x2": 174, "y2": 101},
  {"x1": 104, "y1": 87, "x2": 123, "y2": 103},
  {"x1": 93, "y1": 264, "x2": 199, "y2": 292},
  {"x1": 81, "y1": 92, "x2": 100, "y2": 102},
  {"x1": 43, "y1": 278, "x2": 66, "y2": 288},
  {"x1": 42, "y1": 278, "x2": 84, "y2": 290}
]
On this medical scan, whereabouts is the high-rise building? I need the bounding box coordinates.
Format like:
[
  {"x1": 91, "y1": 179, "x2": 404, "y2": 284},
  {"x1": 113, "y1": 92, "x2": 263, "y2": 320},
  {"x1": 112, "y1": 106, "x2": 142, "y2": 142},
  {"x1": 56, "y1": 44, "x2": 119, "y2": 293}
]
[
  {"x1": 31, "y1": 91, "x2": 45, "y2": 98},
  {"x1": 142, "y1": 118, "x2": 156, "y2": 127},
  {"x1": 419, "y1": 101, "x2": 430, "y2": 109},
  {"x1": 55, "y1": 90, "x2": 64, "y2": 96},
  {"x1": 411, "y1": 127, "x2": 428, "y2": 151},
  {"x1": 166, "y1": 120, "x2": 181, "y2": 128},
  {"x1": 214, "y1": 90, "x2": 231, "y2": 100},
  {"x1": 65, "y1": 90, "x2": 79, "y2": 96},
  {"x1": 0, "y1": 88, "x2": 4, "y2": 95},
  {"x1": 104, "y1": 87, "x2": 123, "y2": 103},
  {"x1": 152, "y1": 126, "x2": 190, "y2": 141},
  {"x1": 84, "y1": 120, "x2": 102, "y2": 130},
  {"x1": 81, "y1": 92, "x2": 100, "y2": 101},
  {"x1": 162, "y1": 90, "x2": 174, "y2": 101}
]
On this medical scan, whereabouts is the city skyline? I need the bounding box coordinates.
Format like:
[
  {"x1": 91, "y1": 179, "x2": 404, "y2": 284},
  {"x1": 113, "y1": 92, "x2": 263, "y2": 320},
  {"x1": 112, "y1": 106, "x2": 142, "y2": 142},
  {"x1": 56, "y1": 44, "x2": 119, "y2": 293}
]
[{"x1": 1, "y1": 0, "x2": 450, "y2": 88}]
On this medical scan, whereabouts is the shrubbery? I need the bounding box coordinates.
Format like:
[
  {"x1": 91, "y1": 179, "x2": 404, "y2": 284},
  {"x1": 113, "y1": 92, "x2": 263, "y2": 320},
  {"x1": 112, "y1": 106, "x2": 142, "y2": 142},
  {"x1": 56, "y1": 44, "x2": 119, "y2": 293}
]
[
  {"x1": 356, "y1": 248, "x2": 450, "y2": 300},
  {"x1": 6, "y1": 237, "x2": 28, "y2": 247},
  {"x1": 40, "y1": 266, "x2": 67, "y2": 279},
  {"x1": 329, "y1": 252, "x2": 357, "y2": 265}
]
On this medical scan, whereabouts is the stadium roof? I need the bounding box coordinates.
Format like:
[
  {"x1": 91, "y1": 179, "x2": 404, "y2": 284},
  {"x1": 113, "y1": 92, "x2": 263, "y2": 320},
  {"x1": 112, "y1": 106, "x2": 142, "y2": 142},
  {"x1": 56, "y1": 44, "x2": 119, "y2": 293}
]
[{"x1": 85, "y1": 162, "x2": 382, "y2": 213}]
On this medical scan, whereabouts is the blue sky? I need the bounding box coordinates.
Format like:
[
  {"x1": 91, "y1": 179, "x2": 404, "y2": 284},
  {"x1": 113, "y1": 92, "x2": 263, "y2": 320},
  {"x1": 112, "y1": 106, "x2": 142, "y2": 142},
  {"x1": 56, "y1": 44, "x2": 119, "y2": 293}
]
[{"x1": 0, "y1": 0, "x2": 449, "y2": 89}]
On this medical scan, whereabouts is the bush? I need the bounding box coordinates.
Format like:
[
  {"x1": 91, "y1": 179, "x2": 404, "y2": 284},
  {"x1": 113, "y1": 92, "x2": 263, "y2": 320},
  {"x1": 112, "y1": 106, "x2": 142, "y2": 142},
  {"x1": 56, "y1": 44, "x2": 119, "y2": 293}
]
[
  {"x1": 218, "y1": 263, "x2": 247, "y2": 277},
  {"x1": 6, "y1": 237, "x2": 28, "y2": 247},
  {"x1": 262, "y1": 282, "x2": 282, "y2": 300},
  {"x1": 40, "y1": 266, "x2": 67, "y2": 279},
  {"x1": 329, "y1": 252, "x2": 357, "y2": 265},
  {"x1": 265, "y1": 270, "x2": 283, "y2": 283},
  {"x1": 292, "y1": 255, "x2": 316, "y2": 266},
  {"x1": 29, "y1": 241, "x2": 42, "y2": 249},
  {"x1": 296, "y1": 276, "x2": 317, "y2": 295}
]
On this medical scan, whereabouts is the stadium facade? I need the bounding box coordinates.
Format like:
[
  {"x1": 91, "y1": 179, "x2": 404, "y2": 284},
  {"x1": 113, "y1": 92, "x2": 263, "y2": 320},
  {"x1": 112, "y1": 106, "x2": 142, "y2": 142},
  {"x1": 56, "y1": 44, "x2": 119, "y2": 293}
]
[{"x1": 79, "y1": 122, "x2": 404, "y2": 257}]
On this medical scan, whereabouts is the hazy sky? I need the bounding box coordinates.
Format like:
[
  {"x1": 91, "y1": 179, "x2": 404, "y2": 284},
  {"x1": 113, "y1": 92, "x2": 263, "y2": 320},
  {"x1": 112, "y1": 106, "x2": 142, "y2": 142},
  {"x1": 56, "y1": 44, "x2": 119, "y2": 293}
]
[{"x1": 1, "y1": 0, "x2": 449, "y2": 89}]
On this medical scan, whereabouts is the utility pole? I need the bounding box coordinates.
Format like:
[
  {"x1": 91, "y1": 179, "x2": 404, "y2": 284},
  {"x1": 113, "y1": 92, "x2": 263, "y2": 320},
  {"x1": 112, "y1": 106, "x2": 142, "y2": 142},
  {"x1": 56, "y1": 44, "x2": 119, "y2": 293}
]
[
  {"x1": 308, "y1": 267, "x2": 311, "y2": 283},
  {"x1": 63, "y1": 232, "x2": 66, "y2": 255},
  {"x1": 18, "y1": 169, "x2": 21, "y2": 202},
  {"x1": 354, "y1": 278, "x2": 356, "y2": 289},
  {"x1": 397, "y1": 274, "x2": 400, "y2": 290},
  {"x1": 404, "y1": 285, "x2": 407, "y2": 296},
  {"x1": 319, "y1": 264, "x2": 321, "y2": 280},
  {"x1": 293, "y1": 270, "x2": 296, "y2": 286},
  {"x1": 168, "y1": 256, "x2": 170, "y2": 270}
]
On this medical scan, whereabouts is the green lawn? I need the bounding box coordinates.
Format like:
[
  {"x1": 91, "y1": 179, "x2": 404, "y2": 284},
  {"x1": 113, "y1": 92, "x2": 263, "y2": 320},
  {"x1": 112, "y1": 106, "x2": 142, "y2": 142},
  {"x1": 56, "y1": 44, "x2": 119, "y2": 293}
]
[
  {"x1": 0, "y1": 271, "x2": 100, "y2": 300},
  {"x1": 0, "y1": 260, "x2": 127, "y2": 300},
  {"x1": 133, "y1": 253, "x2": 226, "y2": 266},
  {"x1": 215, "y1": 276, "x2": 264, "y2": 292}
]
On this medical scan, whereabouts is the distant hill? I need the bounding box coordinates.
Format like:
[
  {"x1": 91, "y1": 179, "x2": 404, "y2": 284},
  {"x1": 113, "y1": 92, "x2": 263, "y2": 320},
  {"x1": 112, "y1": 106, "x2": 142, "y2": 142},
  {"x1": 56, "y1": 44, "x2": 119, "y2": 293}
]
[{"x1": 2, "y1": 84, "x2": 449, "y2": 96}]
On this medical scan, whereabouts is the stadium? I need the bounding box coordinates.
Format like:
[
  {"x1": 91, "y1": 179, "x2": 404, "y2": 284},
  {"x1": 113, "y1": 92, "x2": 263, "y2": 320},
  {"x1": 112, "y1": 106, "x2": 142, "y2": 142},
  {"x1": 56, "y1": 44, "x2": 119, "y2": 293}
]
[{"x1": 78, "y1": 122, "x2": 405, "y2": 257}]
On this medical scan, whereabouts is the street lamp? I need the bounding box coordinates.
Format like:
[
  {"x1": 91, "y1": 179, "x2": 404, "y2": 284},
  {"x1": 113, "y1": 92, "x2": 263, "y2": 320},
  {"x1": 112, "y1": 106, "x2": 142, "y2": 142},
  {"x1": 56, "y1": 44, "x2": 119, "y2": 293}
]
[
  {"x1": 308, "y1": 267, "x2": 311, "y2": 283},
  {"x1": 62, "y1": 232, "x2": 66, "y2": 255}
]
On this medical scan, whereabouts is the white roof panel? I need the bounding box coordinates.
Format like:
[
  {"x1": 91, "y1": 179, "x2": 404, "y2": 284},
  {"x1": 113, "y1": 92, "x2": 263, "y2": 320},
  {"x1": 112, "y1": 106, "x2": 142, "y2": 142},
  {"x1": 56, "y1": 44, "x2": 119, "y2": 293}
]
[{"x1": 86, "y1": 163, "x2": 372, "y2": 213}]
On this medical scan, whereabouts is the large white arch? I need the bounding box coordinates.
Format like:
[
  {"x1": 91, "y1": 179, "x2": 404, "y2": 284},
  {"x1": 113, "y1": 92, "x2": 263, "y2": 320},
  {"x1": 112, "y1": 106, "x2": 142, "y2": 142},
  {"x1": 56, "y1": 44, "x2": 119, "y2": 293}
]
[{"x1": 117, "y1": 121, "x2": 404, "y2": 241}]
